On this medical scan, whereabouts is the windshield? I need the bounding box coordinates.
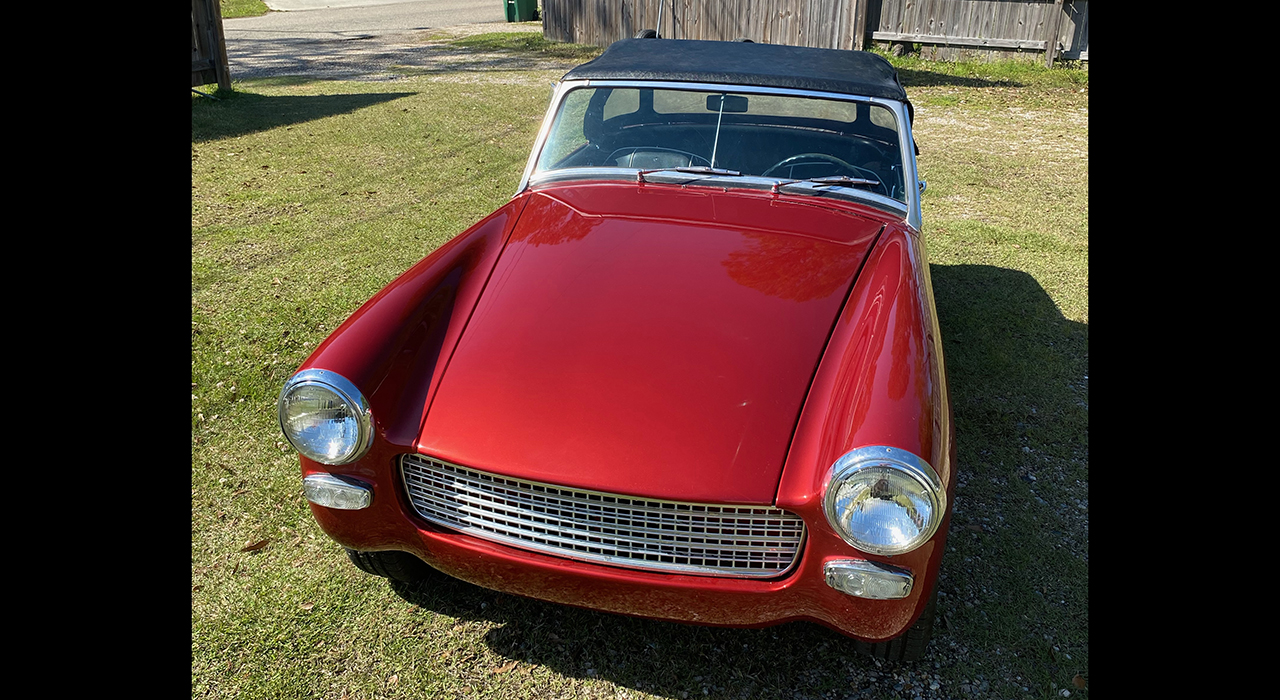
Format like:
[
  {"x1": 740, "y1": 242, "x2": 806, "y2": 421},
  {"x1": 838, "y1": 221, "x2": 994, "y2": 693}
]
[{"x1": 534, "y1": 86, "x2": 907, "y2": 202}]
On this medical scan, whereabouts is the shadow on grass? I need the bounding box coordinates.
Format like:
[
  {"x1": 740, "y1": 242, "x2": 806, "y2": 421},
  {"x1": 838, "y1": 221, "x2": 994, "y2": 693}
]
[
  {"x1": 221, "y1": 34, "x2": 592, "y2": 86},
  {"x1": 381, "y1": 263, "x2": 1087, "y2": 696},
  {"x1": 928, "y1": 263, "x2": 1088, "y2": 683},
  {"x1": 390, "y1": 575, "x2": 875, "y2": 699},
  {"x1": 191, "y1": 91, "x2": 414, "y2": 142},
  {"x1": 931, "y1": 263, "x2": 1088, "y2": 465},
  {"x1": 896, "y1": 67, "x2": 1024, "y2": 89},
  {"x1": 449, "y1": 33, "x2": 603, "y2": 62}
]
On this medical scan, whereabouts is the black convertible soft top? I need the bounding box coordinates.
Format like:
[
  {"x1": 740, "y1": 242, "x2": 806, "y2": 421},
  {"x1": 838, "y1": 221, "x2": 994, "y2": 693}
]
[{"x1": 561, "y1": 38, "x2": 911, "y2": 105}]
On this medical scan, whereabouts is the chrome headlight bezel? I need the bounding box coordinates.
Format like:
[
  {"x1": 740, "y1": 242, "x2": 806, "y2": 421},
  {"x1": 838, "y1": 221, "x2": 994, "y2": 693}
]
[
  {"x1": 822, "y1": 446, "x2": 946, "y2": 556},
  {"x1": 277, "y1": 369, "x2": 373, "y2": 466}
]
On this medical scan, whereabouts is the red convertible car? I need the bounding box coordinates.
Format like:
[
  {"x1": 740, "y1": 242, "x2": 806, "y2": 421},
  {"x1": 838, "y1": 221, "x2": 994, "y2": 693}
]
[{"x1": 278, "y1": 37, "x2": 954, "y2": 661}]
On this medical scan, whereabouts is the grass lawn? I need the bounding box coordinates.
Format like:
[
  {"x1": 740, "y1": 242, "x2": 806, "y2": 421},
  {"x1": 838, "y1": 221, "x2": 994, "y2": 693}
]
[
  {"x1": 221, "y1": 0, "x2": 269, "y2": 19},
  {"x1": 193, "y1": 35, "x2": 1086, "y2": 699}
]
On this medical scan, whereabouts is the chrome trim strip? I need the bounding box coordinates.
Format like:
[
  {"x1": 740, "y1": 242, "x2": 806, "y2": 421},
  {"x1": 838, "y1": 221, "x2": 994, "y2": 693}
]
[
  {"x1": 910, "y1": 226, "x2": 951, "y2": 485},
  {"x1": 517, "y1": 79, "x2": 575, "y2": 194},
  {"x1": 567, "y1": 79, "x2": 889, "y2": 102},
  {"x1": 400, "y1": 454, "x2": 806, "y2": 578},
  {"x1": 525, "y1": 169, "x2": 910, "y2": 218},
  {"x1": 891, "y1": 99, "x2": 923, "y2": 230}
]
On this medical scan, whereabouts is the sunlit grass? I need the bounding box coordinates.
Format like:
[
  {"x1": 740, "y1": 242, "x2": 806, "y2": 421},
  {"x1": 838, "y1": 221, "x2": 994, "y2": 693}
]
[
  {"x1": 450, "y1": 32, "x2": 605, "y2": 61},
  {"x1": 220, "y1": 0, "x2": 269, "y2": 19}
]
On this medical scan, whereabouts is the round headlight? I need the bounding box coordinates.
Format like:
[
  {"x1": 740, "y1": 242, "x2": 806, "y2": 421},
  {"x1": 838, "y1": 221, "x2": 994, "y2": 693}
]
[
  {"x1": 277, "y1": 369, "x2": 373, "y2": 465},
  {"x1": 823, "y1": 446, "x2": 945, "y2": 556}
]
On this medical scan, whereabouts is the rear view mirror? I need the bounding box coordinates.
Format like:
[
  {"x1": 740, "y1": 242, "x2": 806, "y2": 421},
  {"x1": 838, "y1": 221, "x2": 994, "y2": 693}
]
[{"x1": 707, "y1": 94, "x2": 748, "y2": 113}]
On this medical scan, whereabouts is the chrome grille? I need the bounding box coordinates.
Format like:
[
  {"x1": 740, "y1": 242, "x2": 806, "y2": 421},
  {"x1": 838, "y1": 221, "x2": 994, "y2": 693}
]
[{"x1": 401, "y1": 454, "x2": 805, "y2": 578}]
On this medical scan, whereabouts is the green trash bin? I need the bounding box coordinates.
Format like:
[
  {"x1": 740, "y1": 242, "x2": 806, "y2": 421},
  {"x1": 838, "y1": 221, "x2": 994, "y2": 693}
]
[{"x1": 505, "y1": 0, "x2": 536, "y2": 22}]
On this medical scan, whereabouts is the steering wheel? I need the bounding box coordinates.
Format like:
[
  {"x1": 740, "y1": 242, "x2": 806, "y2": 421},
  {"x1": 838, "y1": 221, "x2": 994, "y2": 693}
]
[{"x1": 762, "y1": 153, "x2": 886, "y2": 195}]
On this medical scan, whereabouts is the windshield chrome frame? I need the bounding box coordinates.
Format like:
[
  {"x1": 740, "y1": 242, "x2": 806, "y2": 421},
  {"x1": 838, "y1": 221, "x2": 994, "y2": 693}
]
[{"x1": 517, "y1": 79, "x2": 923, "y2": 230}]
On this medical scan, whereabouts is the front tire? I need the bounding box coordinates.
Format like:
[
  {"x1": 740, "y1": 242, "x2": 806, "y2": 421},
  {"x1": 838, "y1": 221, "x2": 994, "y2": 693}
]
[
  {"x1": 346, "y1": 549, "x2": 439, "y2": 583},
  {"x1": 855, "y1": 587, "x2": 938, "y2": 661}
]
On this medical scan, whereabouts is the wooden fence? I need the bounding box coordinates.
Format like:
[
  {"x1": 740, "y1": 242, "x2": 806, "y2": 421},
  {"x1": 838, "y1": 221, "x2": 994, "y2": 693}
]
[
  {"x1": 192, "y1": 0, "x2": 231, "y2": 90},
  {"x1": 872, "y1": 0, "x2": 1087, "y2": 62},
  {"x1": 542, "y1": 0, "x2": 1088, "y2": 65}
]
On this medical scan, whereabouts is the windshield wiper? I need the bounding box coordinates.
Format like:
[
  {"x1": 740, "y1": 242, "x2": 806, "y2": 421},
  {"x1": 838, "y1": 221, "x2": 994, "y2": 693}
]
[
  {"x1": 637, "y1": 166, "x2": 742, "y2": 183},
  {"x1": 771, "y1": 175, "x2": 880, "y2": 193}
]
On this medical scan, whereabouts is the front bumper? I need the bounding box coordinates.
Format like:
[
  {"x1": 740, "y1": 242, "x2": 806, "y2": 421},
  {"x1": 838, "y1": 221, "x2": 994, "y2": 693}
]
[{"x1": 301, "y1": 450, "x2": 946, "y2": 643}]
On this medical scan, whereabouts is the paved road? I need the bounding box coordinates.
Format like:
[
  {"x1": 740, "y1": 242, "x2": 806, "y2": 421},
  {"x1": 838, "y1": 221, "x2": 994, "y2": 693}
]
[{"x1": 223, "y1": 0, "x2": 518, "y2": 80}]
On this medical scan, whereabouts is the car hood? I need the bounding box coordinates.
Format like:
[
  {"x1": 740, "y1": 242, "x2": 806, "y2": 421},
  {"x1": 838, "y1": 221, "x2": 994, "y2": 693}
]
[{"x1": 417, "y1": 182, "x2": 884, "y2": 504}]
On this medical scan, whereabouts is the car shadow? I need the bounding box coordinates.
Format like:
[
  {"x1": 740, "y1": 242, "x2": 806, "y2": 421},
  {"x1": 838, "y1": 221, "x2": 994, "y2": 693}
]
[
  {"x1": 191, "y1": 91, "x2": 415, "y2": 142},
  {"x1": 382, "y1": 262, "x2": 1087, "y2": 695},
  {"x1": 389, "y1": 575, "x2": 879, "y2": 698},
  {"x1": 927, "y1": 263, "x2": 1089, "y2": 675}
]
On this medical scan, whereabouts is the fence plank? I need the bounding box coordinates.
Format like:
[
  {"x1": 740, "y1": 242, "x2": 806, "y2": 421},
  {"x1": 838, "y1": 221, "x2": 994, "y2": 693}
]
[
  {"x1": 1043, "y1": 0, "x2": 1064, "y2": 67},
  {"x1": 542, "y1": 0, "x2": 1088, "y2": 63}
]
